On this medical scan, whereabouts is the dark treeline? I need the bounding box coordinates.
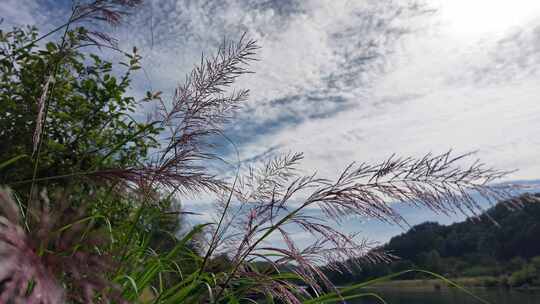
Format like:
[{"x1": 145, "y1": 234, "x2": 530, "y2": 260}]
[{"x1": 326, "y1": 193, "x2": 540, "y2": 288}]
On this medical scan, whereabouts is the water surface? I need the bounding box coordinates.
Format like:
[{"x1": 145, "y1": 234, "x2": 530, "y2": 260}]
[{"x1": 350, "y1": 288, "x2": 540, "y2": 304}]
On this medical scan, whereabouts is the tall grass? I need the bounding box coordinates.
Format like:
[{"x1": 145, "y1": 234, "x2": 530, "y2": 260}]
[{"x1": 0, "y1": 1, "x2": 516, "y2": 303}]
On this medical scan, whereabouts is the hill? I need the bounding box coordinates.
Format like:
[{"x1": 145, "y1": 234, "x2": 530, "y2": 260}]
[{"x1": 326, "y1": 193, "x2": 540, "y2": 287}]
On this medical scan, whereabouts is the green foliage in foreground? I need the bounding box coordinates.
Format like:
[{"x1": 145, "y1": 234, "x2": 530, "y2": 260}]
[{"x1": 0, "y1": 25, "x2": 160, "y2": 196}]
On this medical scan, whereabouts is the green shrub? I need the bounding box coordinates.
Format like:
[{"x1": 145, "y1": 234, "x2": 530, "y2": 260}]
[
  {"x1": 482, "y1": 276, "x2": 500, "y2": 287},
  {"x1": 507, "y1": 257, "x2": 527, "y2": 272},
  {"x1": 461, "y1": 265, "x2": 496, "y2": 277},
  {"x1": 0, "y1": 27, "x2": 161, "y2": 195},
  {"x1": 509, "y1": 265, "x2": 537, "y2": 287},
  {"x1": 531, "y1": 256, "x2": 540, "y2": 269}
]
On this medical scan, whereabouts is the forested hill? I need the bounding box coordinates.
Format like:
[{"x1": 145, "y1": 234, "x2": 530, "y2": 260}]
[
  {"x1": 387, "y1": 193, "x2": 540, "y2": 261},
  {"x1": 326, "y1": 193, "x2": 540, "y2": 286}
]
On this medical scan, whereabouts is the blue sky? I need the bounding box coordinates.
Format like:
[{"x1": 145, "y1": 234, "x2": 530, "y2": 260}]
[{"x1": 2, "y1": 0, "x2": 540, "y2": 244}]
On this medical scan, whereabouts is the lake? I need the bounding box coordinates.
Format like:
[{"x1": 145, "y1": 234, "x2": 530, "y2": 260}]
[{"x1": 350, "y1": 288, "x2": 540, "y2": 304}]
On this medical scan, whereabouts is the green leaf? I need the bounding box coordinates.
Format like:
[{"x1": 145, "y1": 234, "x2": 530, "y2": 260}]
[{"x1": 0, "y1": 154, "x2": 27, "y2": 171}]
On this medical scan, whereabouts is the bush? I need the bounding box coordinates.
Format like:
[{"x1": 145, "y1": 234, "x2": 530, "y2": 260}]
[
  {"x1": 461, "y1": 265, "x2": 497, "y2": 277},
  {"x1": 482, "y1": 276, "x2": 500, "y2": 287},
  {"x1": 507, "y1": 257, "x2": 527, "y2": 272},
  {"x1": 531, "y1": 256, "x2": 540, "y2": 269},
  {"x1": 0, "y1": 27, "x2": 161, "y2": 195},
  {"x1": 509, "y1": 265, "x2": 537, "y2": 287}
]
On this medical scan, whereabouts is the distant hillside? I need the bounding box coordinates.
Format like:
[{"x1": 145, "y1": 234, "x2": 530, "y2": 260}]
[{"x1": 326, "y1": 193, "x2": 540, "y2": 287}]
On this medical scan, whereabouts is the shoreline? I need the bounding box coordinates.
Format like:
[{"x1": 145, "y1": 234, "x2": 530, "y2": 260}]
[{"x1": 360, "y1": 278, "x2": 540, "y2": 292}]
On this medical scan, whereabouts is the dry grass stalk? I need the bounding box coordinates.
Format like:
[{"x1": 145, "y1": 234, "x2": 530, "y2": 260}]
[
  {"x1": 32, "y1": 75, "x2": 53, "y2": 157},
  {"x1": 94, "y1": 34, "x2": 259, "y2": 196},
  {"x1": 206, "y1": 151, "x2": 513, "y2": 303}
]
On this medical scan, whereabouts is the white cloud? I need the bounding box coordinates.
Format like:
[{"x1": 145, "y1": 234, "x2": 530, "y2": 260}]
[
  {"x1": 226, "y1": 2, "x2": 540, "y2": 182},
  {"x1": 0, "y1": 0, "x2": 40, "y2": 27},
  {"x1": 3, "y1": 0, "x2": 540, "y2": 245}
]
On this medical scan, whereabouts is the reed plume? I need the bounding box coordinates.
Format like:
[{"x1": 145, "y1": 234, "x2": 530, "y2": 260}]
[
  {"x1": 205, "y1": 151, "x2": 512, "y2": 303},
  {"x1": 0, "y1": 188, "x2": 124, "y2": 303}
]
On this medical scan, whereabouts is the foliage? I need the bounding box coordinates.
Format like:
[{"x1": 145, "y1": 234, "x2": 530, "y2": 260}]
[
  {"x1": 326, "y1": 193, "x2": 540, "y2": 287},
  {"x1": 0, "y1": 1, "x2": 520, "y2": 303},
  {"x1": 0, "y1": 24, "x2": 160, "y2": 194},
  {"x1": 508, "y1": 264, "x2": 537, "y2": 287}
]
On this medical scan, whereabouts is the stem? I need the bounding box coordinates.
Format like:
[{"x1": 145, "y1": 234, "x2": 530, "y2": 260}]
[
  {"x1": 28, "y1": 9, "x2": 76, "y2": 203},
  {"x1": 114, "y1": 201, "x2": 147, "y2": 277},
  {"x1": 9, "y1": 170, "x2": 101, "y2": 186},
  {"x1": 9, "y1": 7, "x2": 100, "y2": 56},
  {"x1": 214, "y1": 199, "x2": 310, "y2": 302},
  {"x1": 199, "y1": 171, "x2": 239, "y2": 276}
]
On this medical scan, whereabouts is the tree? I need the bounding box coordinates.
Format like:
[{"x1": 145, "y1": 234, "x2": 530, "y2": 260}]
[
  {"x1": 420, "y1": 250, "x2": 444, "y2": 274},
  {"x1": 0, "y1": 25, "x2": 161, "y2": 193}
]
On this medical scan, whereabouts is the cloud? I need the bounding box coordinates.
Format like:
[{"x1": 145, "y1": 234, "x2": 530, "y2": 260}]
[
  {"x1": 106, "y1": 0, "x2": 431, "y2": 146},
  {"x1": 464, "y1": 20, "x2": 540, "y2": 85},
  {"x1": 203, "y1": 2, "x2": 540, "y2": 183},
  {"x1": 3, "y1": 0, "x2": 540, "y2": 245},
  {"x1": 1, "y1": 0, "x2": 41, "y2": 27},
  {"x1": 0, "y1": 0, "x2": 74, "y2": 31}
]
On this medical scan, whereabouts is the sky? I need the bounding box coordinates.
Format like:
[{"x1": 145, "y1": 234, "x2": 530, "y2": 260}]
[{"x1": 2, "y1": 0, "x2": 540, "y2": 244}]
